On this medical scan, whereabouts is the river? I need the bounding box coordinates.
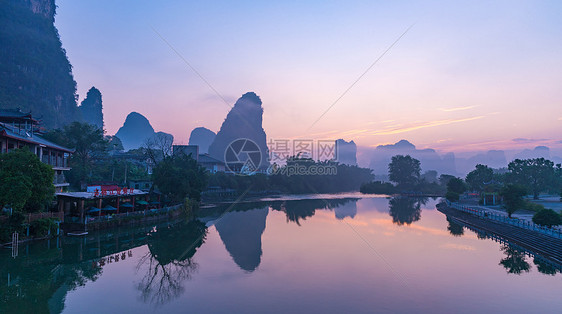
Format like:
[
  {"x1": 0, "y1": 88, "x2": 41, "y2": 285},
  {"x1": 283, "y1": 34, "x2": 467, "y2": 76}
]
[{"x1": 1, "y1": 194, "x2": 561, "y2": 313}]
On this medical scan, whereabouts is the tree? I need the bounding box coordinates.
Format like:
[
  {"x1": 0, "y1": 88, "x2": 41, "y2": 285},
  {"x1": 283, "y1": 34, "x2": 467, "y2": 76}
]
[
  {"x1": 507, "y1": 158, "x2": 556, "y2": 199},
  {"x1": 500, "y1": 184, "x2": 526, "y2": 218},
  {"x1": 0, "y1": 149, "x2": 54, "y2": 212},
  {"x1": 144, "y1": 133, "x2": 174, "y2": 164},
  {"x1": 532, "y1": 208, "x2": 562, "y2": 227},
  {"x1": 152, "y1": 153, "x2": 208, "y2": 202},
  {"x1": 421, "y1": 170, "x2": 438, "y2": 183},
  {"x1": 388, "y1": 155, "x2": 421, "y2": 188},
  {"x1": 439, "y1": 174, "x2": 455, "y2": 187},
  {"x1": 465, "y1": 164, "x2": 494, "y2": 191},
  {"x1": 44, "y1": 122, "x2": 108, "y2": 187},
  {"x1": 447, "y1": 177, "x2": 466, "y2": 194}
]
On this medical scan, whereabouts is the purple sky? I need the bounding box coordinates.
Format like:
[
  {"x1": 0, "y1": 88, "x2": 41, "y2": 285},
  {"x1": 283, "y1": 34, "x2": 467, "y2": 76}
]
[{"x1": 55, "y1": 0, "x2": 562, "y2": 153}]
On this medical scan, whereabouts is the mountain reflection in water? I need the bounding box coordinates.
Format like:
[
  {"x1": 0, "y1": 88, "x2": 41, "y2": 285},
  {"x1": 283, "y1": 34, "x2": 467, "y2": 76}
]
[{"x1": 1, "y1": 196, "x2": 560, "y2": 313}]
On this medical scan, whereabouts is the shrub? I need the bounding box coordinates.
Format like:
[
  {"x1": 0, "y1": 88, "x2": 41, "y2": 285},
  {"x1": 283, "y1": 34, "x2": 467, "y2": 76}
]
[
  {"x1": 532, "y1": 209, "x2": 562, "y2": 228},
  {"x1": 524, "y1": 202, "x2": 545, "y2": 213},
  {"x1": 446, "y1": 191, "x2": 460, "y2": 202},
  {"x1": 360, "y1": 181, "x2": 396, "y2": 195},
  {"x1": 30, "y1": 218, "x2": 58, "y2": 238},
  {"x1": 0, "y1": 212, "x2": 26, "y2": 243},
  {"x1": 182, "y1": 198, "x2": 199, "y2": 218}
]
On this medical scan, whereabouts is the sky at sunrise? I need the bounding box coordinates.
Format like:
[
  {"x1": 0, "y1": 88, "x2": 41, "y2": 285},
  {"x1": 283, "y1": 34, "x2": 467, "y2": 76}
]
[{"x1": 55, "y1": 0, "x2": 562, "y2": 153}]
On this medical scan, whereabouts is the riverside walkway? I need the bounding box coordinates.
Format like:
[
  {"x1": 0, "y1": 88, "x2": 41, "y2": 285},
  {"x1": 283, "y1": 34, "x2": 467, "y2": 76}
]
[{"x1": 437, "y1": 203, "x2": 562, "y2": 265}]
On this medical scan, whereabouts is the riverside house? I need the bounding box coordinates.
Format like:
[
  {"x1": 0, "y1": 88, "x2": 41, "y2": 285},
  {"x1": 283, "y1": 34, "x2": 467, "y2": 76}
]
[{"x1": 0, "y1": 109, "x2": 73, "y2": 192}]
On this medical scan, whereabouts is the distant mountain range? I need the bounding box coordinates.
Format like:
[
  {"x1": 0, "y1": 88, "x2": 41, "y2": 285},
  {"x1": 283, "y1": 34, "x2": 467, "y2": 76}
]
[{"x1": 357, "y1": 139, "x2": 562, "y2": 177}]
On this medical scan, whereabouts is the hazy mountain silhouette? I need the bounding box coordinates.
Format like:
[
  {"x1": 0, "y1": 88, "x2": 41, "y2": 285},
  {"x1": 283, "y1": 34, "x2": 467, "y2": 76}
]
[
  {"x1": 336, "y1": 139, "x2": 357, "y2": 166},
  {"x1": 79, "y1": 87, "x2": 103, "y2": 129},
  {"x1": 514, "y1": 146, "x2": 550, "y2": 160},
  {"x1": 214, "y1": 207, "x2": 268, "y2": 272},
  {"x1": 208, "y1": 92, "x2": 269, "y2": 169},
  {"x1": 455, "y1": 150, "x2": 508, "y2": 174},
  {"x1": 114, "y1": 112, "x2": 173, "y2": 151},
  {"x1": 368, "y1": 140, "x2": 456, "y2": 175},
  {"x1": 334, "y1": 200, "x2": 357, "y2": 220},
  {"x1": 188, "y1": 127, "x2": 216, "y2": 154}
]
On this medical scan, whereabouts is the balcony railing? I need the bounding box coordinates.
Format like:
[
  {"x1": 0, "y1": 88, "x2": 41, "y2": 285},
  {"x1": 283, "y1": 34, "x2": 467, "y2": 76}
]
[{"x1": 54, "y1": 173, "x2": 68, "y2": 185}]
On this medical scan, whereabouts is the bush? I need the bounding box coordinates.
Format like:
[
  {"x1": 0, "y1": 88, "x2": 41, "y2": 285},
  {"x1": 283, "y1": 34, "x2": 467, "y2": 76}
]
[
  {"x1": 446, "y1": 191, "x2": 460, "y2": 202},
  {"x1": 360, "y1": 181, "x2": 396, "y2": 195},
  {"x1": 30, "y1": 218, "x2": 58, "y2": 238},
  {"x1": 524, "y1": 202, "x2": 545, "y2": 213},
  {"x1": 0, "y1": 212, "x2": 26, "y2": 243},
  {"x1": 182, "y1": 198, "x2": 199, "y2": 218},
  {"x1": 532, "y1": 209, "x2": 562, "y2": 228}
]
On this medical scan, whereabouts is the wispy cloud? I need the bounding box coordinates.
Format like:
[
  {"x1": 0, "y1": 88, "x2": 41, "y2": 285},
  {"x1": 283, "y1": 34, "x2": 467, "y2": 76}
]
[
  {"x1": 558, "y1": 117, "x2": 562, "y2": 121},
  {"x1": 512, "y1": 138, "x2": 550, "y2": 143},
  {"x1": 439, "y1": 105, "x2": 478, "y2": 112},
  {"x1": 367, "y1": 116, "x2": 486, "y2": 136},
  {"x1": 304, "y1": 116, "x2": 486, "y2": 141}
]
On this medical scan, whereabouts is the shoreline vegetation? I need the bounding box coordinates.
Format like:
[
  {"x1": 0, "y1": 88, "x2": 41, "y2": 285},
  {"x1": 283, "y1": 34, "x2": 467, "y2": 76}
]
[{"x1": 2, "y1": 125, "x2": 562, "y2": 246}]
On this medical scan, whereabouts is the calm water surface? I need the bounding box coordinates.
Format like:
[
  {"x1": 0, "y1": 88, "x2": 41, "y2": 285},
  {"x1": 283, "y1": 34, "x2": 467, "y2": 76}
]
[{"x1": 1, "y1": 195, "x2": 561, "y2": 313}]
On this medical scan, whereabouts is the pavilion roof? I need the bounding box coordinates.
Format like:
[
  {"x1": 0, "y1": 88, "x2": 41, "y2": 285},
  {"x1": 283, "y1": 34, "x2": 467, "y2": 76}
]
[{"x1": 56, "y1": 189, "x2": 148, "y2": 200}]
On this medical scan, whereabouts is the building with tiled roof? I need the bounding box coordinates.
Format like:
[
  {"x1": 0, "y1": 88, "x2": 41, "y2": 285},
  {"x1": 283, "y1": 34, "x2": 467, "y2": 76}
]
[{"x1": 0, "y1": 109, "x2": 73, "y2": 191}]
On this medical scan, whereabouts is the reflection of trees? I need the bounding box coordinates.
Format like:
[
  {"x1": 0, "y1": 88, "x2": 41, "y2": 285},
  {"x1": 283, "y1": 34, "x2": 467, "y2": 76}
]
[
  {"x1": 282, "y1": 200, "x2": 318, "y2": 225},
  {"x1": 278, "y1": 199, "x2": 357, "y2": 225},
  {"x1": 446, "y1": 217, "x2": 464, "y2": 237},
  {"x1": 136, "y1": 220, "x2": 207, "y2": 306},
  {"x1": 388, "y1": 197, "x2": 423, "y2": 225},
  {"x1": 0, "y1": 246, "x2": 103, "y2": 314},
  {"x1": 499, "y1": 245, "x2": 530, "y2": 274},
  {"x1": 533, "y1": 258, "x2": 559, "y2": 276}
]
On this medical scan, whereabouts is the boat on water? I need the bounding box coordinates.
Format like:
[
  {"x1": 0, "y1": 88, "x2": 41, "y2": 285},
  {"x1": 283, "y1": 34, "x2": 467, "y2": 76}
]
[{"x1": 67, "y1": 231, "x2": 88, "y2": 236}]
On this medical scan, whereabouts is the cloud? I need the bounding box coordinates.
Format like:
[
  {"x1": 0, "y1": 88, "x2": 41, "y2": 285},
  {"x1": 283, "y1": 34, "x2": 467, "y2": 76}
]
[
  {"x1": 367, "y1": 116, "x2": 486, "y2": 136},
  {"x1": 558, "y1": 117, "x2": 562, "y2": 121},
  {"x1": 440, "y1": 243, "x2": 476, "y2": 251},
  {"x1": 439, "y1": 105, "x2": 477, "y2": 112},
  {"x1": 512, "y1": 138, "x2": 550, "y2": 143}
]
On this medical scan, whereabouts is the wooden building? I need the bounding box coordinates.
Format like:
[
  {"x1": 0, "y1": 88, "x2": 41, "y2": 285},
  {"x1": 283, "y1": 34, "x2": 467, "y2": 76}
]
[{"x1": 0, "y1": 109, "x2": 73, "y2": 192}]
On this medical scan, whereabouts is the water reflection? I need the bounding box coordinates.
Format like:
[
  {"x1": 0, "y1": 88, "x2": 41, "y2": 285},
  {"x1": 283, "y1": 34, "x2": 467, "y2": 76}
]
[
  {"x1": 388, "y1": 196, "x2": 425, "y2": 225},
  {"x1": 2, "y1": 196, "x2": 561, "y2": 313},
  {"x1": 215, "y1": 207, "x2": 268, "y2": 272},
  {"x1": 499, "y1": 245, "x2": 531, "y2": 274},
  {"x1": 136, "y1": 220, "x2": 207, "y2": 305},
  {"x1": 534, "y1": 258, "x2": 559, "y2": 276},
  {"x1": 442, "y1": 213, "x2": 562, "y2": 276},
  {"x1": 446, "y1": 217, "x2": 464, "y2": 237},
  {"x1": 334, "y1": 201, "x2": 357, "y2": 220}
]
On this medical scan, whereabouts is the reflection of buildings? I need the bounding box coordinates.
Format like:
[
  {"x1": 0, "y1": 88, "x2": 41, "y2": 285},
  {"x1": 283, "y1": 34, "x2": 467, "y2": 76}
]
[
  {"x1": 214, "y1": 207, "x2": 268, "y2": 272},
  {"x1": 1, "y1": 220, "x2": 207, "y2": 313}
]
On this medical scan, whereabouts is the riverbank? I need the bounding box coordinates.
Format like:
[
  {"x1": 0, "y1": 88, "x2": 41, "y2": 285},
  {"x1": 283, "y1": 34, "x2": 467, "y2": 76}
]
[
  {"x1": 1, "y1": 204, "x2": 187, "y2": 247},
  {"x1": 437, "y1": 202, "x2": 562, "y2": 265}
]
